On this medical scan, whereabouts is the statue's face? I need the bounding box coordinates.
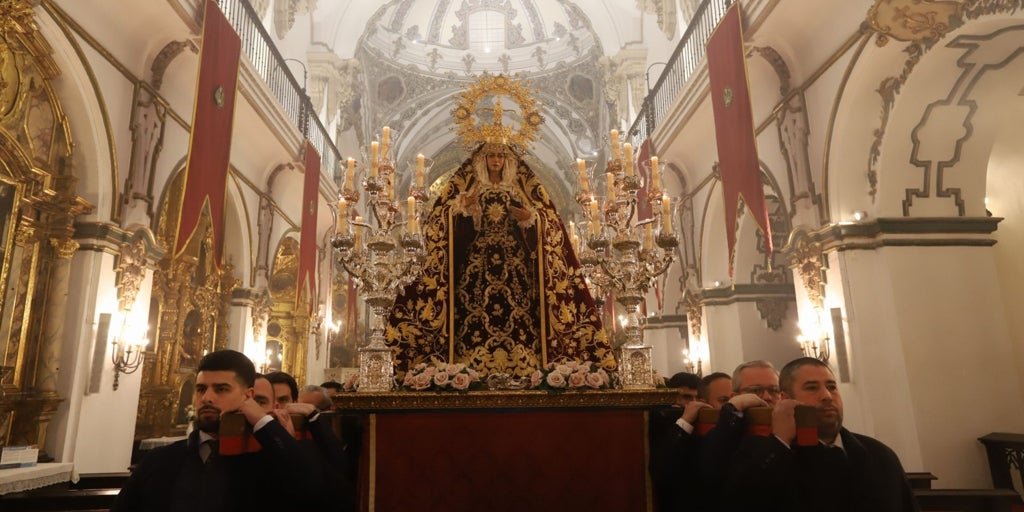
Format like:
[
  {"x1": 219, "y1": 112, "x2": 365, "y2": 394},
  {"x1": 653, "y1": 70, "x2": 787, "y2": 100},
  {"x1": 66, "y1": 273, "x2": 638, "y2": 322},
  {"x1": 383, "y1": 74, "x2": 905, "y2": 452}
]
[{"x1": 486, "y1": 152, "x2": 506, "y2": 174}]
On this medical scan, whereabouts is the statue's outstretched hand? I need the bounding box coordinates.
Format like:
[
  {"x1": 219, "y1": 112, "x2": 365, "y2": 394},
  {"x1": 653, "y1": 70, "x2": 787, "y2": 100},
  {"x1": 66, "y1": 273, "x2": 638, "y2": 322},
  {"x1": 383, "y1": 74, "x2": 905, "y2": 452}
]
[{"x1": 509, "y1": 205, "x2": 531, "y2": 222}]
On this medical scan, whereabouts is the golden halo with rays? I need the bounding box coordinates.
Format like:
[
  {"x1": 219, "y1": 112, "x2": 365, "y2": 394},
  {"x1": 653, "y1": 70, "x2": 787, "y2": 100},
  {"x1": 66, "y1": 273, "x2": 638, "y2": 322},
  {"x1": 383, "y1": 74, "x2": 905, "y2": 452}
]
[{"x1": 451, "y1": 73, "x2": 544, "y2": 152}]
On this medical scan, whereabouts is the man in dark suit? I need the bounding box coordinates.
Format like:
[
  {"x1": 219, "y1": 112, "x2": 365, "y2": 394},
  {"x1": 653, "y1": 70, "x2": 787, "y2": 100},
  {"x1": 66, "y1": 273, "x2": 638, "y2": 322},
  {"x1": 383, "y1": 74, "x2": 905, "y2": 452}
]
[
  {"x1": 112, "y1": 350, "x2": 320, "y2": 512},
  {"x1": 651, "y1": 372, "x2": 712, "y2": 511},
  {"x1": 724, "y1": 357, "x2": 919, "y2": 512}
]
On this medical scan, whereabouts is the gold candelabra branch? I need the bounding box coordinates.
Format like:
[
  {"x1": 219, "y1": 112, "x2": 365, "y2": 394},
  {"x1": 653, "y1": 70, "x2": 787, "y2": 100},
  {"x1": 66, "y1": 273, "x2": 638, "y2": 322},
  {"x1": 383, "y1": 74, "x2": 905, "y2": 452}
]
[{"x1": 111, "y1": 322, "x2": 148, "y2": 391}]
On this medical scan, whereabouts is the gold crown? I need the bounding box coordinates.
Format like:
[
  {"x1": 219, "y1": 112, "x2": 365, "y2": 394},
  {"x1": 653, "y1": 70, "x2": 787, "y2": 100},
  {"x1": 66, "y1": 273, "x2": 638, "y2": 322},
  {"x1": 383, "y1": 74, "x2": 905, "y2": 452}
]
[{"x1": 452, "y1": 73, "x2": 544, "y2": 151}]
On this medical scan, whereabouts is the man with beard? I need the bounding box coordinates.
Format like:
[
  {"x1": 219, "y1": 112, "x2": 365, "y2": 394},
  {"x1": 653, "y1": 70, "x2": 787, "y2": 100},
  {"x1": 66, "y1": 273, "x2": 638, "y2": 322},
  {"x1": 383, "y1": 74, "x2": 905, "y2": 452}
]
[
  {"x1": 113, "y1": 350, "x2": 319, "y2": 512},
  {"x1": 724, "y1": 357, "x2": 918, "y2": 512}
]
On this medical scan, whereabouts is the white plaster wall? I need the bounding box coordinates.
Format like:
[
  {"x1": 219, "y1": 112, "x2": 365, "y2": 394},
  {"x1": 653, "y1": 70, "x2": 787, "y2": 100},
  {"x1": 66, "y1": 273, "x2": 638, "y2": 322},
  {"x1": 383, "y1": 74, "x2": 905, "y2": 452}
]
[{"x1": 837, "y1": 246, "x2": 1024, "y2": 487}]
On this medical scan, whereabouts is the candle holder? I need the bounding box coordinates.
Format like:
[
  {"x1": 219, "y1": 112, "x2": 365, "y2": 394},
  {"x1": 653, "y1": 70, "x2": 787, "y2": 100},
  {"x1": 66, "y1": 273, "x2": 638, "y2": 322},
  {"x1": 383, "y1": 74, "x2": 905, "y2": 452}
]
[
  {"x1": 332, "y1": 129, "x2": 428, "y2": 392},
  {"x1": 576, "y1": 149, "x2": 678, "y2": 389}
]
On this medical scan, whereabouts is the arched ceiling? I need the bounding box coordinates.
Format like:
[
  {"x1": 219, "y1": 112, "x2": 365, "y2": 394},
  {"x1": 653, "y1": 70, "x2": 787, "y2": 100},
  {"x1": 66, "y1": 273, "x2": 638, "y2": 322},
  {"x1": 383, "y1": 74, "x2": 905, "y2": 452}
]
[{"x1": 299, "y1": 0, "x2": 674, "y2": 215}]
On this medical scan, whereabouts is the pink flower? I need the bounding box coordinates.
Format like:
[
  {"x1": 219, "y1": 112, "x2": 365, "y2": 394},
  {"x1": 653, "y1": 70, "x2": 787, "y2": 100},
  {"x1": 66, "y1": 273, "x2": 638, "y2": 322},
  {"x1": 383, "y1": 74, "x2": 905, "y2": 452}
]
[
  {"x1": 555, "y1": 364, "x2": 573, "y2": 376},
  {"x1": 566, "y1": 361, "x2": 579, "y2": 371},
  {"x1": 413, "y1": 363, "x2": 428, "y2": 371},
  {"x1": 423, "y1": 366, "x2": 438, "y2": 377},
  {"x1": 546, "y1": 371, "x2": 567, "y2": 388},
  {"x1": 451, "y1": 372, "x2": 471, "y2": 390},
  {"x1": 530, "y1": 370, "x2": 543, "y2": 388},
  {"x1": 467, "y1": 368, "x2": 481, "y2": 381},
  {"x1": 585, "y1": 372, "x2": 605, "y2": 389},
  {"x1": 446, "y1": 363, "x2": 466, "y2": 375},
  {"x1": 411, "y1": 372, "x2": 432, "y2": 390},
  {"x1": 579, "y1": 361, "x2": 593, "y2": 371},
  {"x1": 597, "y1": 369, "x2": 610, "y2": 386},
  {"x1": 433, "y1": 371, "x2": 451, "y2": 387},
  {"x1": 568, "y1": 372, "x2": 586, "y2": 388}
]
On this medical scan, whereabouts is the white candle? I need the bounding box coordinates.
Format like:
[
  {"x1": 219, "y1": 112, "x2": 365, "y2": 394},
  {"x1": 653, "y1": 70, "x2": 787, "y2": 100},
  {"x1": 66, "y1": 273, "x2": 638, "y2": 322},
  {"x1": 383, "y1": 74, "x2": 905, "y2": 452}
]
[
  {"x1": 569, "y1": 221, "x2": 578, "y2": 251},
  {"x1": 611, "y1": 129, "x2": 621, "y2": 160},
  {"x1": 381, "y1": 126, "x2": 390, "y2": 159},
  {"x1": 370, "y1": 142, "x2": 379, "y2": 177},
  {"x1": 346, "y1": 157, "x2": 356, "y2": 192},
  {"x1": 644, "y1": 223, "x2": 653, "y2": 251},
  {"x1": 662, "y1": 196, "x2": 672, "y2": 232},
  {"x1": 416, "y1": 154, "x2": 425, "y2": 188},
  {"x1": 577, "y1": 159, "x2": 589, "y2": 194},
  {"x1": 407, "y1": 196, "x2": 417, "y2": 234},
  {"x1": 589, "y1": 199, "x2": 599, "y2": 235},
  {"x1": 337, "y1": 198, "x2": 348, "y2": 233},
  {"x1": 650, "y1": 156, "x2": 660, "y2": 190},
  {"x1": 606, "y1": 172, "x2": 615, "y2": 201},
  {"x1": 354, "y1": 216, "x2": 363, "y2": 247},
  {"x1": 624, "y1": 143, "x2": 634, "y2": 177}
]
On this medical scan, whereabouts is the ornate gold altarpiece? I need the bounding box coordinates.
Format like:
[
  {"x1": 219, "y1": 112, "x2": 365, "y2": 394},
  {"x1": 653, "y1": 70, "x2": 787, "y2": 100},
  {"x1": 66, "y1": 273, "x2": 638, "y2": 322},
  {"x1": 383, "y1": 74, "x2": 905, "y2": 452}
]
[
  {"x1": 334, "y1": 389, "x2": 676, "y2": 512},
  {"x1": 0, "y1": 0, "x2": 94, "y2": 451}
]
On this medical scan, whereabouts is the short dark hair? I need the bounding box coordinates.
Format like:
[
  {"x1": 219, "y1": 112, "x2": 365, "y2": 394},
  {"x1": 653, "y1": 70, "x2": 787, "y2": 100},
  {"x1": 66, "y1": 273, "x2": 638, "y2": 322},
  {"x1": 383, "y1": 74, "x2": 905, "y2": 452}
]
[
  {"x1": 320, "y1": 381, "x2": 343, "y2": 392},
  {"x1": 265, "y1": 371, "x2": 299, "y2": 401},
  {"x1": 666, "y1": 372, "x2": 701, "y2": 390},
  {"x1": 778, "y1": 357, "x2": 832, "y2": 396},
  {"x1": 698, "y1": 372, "x2": 731, "y2": 401},
  {"x1": 197, "y1": 350, "x2": 256, "y2": 388}
]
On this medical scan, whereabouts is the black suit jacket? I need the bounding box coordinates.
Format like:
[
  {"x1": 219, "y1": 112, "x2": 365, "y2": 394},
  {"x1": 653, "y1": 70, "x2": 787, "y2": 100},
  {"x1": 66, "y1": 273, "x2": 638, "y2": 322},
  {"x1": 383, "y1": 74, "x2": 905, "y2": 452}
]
[
  {"x1": 650, "y1": 408, "x2": 709, "y2": 512},
  {"x1": 723, "y1": 427, "x2": 919, "y2": 512},
  {"x1": 112, "y1": 419, "x2": 321, "y2": 512}
]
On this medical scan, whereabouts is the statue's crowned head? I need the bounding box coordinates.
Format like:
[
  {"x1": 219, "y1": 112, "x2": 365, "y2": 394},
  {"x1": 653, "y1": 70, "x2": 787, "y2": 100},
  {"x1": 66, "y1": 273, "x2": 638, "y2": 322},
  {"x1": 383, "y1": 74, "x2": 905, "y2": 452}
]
[{"x1": 452, "y1": 73, "x2": 544, "y2": 156}]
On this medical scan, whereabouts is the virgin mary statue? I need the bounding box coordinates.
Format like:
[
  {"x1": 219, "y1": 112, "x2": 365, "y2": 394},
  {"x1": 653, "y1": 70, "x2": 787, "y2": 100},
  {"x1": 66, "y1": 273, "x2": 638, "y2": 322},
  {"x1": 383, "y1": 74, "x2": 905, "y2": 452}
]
[{"x1": 386, "y1": 75, "x2": 616, "y2": 379}]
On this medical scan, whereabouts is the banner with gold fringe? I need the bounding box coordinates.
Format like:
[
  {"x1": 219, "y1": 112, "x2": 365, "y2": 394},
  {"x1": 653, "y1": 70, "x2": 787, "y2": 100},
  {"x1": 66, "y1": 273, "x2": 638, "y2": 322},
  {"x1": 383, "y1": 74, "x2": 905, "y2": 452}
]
[
  {"x1": 297, "y1": 141, "x2": 320, "y2": 314},
  {"x1": 706, "y1": 3, "x2": 772, "y2": 277},
  {"x1": 174, "y1": 0, "x2": 241, "y2": 262}
]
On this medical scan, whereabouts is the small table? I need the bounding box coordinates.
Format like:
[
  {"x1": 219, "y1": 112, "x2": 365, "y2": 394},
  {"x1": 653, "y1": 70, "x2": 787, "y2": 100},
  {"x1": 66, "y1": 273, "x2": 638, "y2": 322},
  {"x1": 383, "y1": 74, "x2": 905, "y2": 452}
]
[{"x1": 0, "y1": 463, "x2": 76, "y2": 495}]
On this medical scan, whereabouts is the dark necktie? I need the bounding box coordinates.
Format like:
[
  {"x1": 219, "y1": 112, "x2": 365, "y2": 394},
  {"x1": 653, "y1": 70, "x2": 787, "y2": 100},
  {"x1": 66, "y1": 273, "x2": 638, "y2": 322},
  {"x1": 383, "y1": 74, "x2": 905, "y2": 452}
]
[{"x1": 201, "y1": 439, "x2": 219, "y2": 464}]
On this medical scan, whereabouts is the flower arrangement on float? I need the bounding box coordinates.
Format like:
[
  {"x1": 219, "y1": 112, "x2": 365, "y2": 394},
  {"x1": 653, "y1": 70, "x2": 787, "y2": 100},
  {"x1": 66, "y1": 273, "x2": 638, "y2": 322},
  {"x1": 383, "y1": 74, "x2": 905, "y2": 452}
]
[
  {"x1": 400, "y1": 360, "x2": 484, "y2": 391},
  {"x1": 528, "y1": 361, "x2": 613, "y2": 391}
]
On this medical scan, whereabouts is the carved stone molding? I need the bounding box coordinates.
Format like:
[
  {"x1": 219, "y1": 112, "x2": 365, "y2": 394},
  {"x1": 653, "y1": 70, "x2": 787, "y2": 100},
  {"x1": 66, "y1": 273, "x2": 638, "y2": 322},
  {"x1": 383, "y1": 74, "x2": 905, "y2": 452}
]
[
  {"x1": 117, "y1": 237, "x2": 148, "y2": 312},
  {"x1": 756, "y1": 298, "x2": 789, "y2": 331},
  {"x1": 274, "y1": 0, "x2": 317, "y2": 40},
  {"x1": 0, "y1": 0, "x2": 58, "y2": 78},
  {"x1": 307, "y1": 52, "x2": 361, "y2": 125},
  {"x1": 150, "y1": 39, "x2": 198, "y2": 91}
]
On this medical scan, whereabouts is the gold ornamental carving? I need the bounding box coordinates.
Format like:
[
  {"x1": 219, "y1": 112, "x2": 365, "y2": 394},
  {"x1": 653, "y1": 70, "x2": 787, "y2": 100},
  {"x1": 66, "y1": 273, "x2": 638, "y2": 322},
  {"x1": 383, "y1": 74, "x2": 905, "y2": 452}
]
[
  {"x1": 867, "y1": 0, "x2": 963, "y2": 47},
  {"x1": 683, "y1": 290, "x2": 702, "y2": 341},
  {"x1": 117, "y1": 238, "x2": 148, "y2": 312},
  {"x1": 790, "y1": 232, "x2": 825, "y2": 309},
  {"x1": 48, "y1": 237, "x2": 78, "y2": 259},
  {"x1": 756, "y1": 298, "x2": 789, "y2": 331},
  {"x1": 0, "y1": 0, "x2": 57, "y2": 78},
  {"x1": 334, "y1": 389, "x2": 677, "y2": 411}
]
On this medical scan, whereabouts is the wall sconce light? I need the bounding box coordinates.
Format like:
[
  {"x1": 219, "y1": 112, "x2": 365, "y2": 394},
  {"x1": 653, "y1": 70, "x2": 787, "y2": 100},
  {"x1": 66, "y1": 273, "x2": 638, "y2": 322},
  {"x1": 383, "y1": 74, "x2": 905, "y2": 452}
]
[
  {"x1": 797, "y1": 333, "x2": 830, "y2": 363},
  {"x1": 111, "y1": 337, "x2": 147, "y2": 391},
  {"x1": 682, "y1": 348, "x2": 703, "y2": 377},
  {"x1": 852, "y1": 210, "x2": 868, "y2": 222}
]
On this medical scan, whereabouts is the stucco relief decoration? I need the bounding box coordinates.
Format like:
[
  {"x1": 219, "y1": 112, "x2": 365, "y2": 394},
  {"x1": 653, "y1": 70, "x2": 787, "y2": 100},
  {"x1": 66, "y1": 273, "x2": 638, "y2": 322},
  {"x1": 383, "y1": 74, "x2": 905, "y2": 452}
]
[
  {"x1": 864, "y1": 0, "x2": 1018, "y2": 199},
  {"x1": 638, "y1": 0, "x2": 678, "y2": 39},
  {"x1": 151, "y1": 40, "x2": 198, "y2": 91},
  {"x1": 48, "y1": 237, "x2": 78, "y2": 260},
  {"x1": 789, "y1": 232, "x2": 824, "y2": 309},
  {"x1": 117, "y1": 238, "x2": 148, "y2": 313},
  {"x1": 756, "y1": 299, "x2": 788, "y2": 331},
  {"x1": 274, "y1": 0, "x2": 317, "y2": 40},
  {"x1": 683, "y1": 290, "x2": 702, "y2": 341},
  {"x1": 250, "y1": 291, "x2": 271, "y2": 345},
  {"x1": 0, "y1": 0, "x2": 56, "y2": 79}
]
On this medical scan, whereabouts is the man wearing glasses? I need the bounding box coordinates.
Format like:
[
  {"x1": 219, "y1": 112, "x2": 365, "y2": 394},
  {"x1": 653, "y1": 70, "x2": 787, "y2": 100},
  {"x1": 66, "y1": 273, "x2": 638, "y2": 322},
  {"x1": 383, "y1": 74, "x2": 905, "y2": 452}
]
[{"x1": 699, "y1": 360, "x2": 781, "y2": 510}]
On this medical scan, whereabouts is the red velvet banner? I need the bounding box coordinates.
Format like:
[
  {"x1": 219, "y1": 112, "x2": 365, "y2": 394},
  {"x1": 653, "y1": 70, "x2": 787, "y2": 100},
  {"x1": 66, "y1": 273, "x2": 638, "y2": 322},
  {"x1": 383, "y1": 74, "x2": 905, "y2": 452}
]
[
  {"x1": 174, "y1": 0, "x2": 241, "y2": 262},
  {"x1": 297, "y1": 141, "x2": 320, "y2": 313},
  {"x1": 706, "y1": 3, "x2": 772, "y2": 277},
  {"x1": 366, "y1": 410, "x2": 650, "y2": 511}
]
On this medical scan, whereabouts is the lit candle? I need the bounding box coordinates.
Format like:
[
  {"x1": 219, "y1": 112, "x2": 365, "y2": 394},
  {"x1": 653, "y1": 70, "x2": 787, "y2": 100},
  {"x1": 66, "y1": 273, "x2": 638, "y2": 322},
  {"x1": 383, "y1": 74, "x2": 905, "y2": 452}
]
[
  {"x1": 569, "y1": 221, "x2": 577, "y2": 249},
  {"x1": 354, "y1": 216, "x2": 363, "y2": 247},
  {"x1": 407, "y1": 196, "x2": 417, "y2": 234},
  {"x1": 610, "y1": 129, "x2": 620, "y2": 160},
  {"x1": 346, "y1": 157, "x2": 355, "y2": 192},
  {"x1": 381, "y1": 126, "x2": 390, "y2": 160},
  {"x1": 662, "y1": 196, "x2": 672, "y2": 232},
  {"x1": 416, "y1": 154, "x2": 425, "y2": 188},
  {"x1": 644, "y1": 223, "x2": 653, "y2": 251},
  {"x1": 624, "y1": 143, "x2": 634, "y2": 177},
  {"x1": 370, "y1": 142, "x2": 379, "y2": 177},
  {"x1": 650, "y1": 156, "x2": 660, "y2": 190},
  {"x1": 337, "y1": 197, "x2": 348, "y2": 233},
  {"x1": 577, "y1": 159, "x2": 589, "y2": 194},
  {"x1": 606, "y1": 172, "x2": 615, "y2": 201},
  {"x1": 589, "y1": 198, "x2": 600, "y2": 235}
]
